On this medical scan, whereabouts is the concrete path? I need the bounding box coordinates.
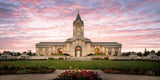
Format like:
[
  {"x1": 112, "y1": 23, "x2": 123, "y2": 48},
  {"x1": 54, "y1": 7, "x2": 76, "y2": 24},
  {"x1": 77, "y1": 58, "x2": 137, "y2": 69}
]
[{"x1": 0, "y1": 70, "x2": 159, "y2": 80}]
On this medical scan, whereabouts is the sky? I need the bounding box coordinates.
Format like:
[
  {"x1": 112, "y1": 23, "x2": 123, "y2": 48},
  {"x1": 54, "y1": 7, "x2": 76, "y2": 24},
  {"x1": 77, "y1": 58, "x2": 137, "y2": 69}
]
[{"x1": 0, "y1": 0, "x2": 160, "y2": 53}]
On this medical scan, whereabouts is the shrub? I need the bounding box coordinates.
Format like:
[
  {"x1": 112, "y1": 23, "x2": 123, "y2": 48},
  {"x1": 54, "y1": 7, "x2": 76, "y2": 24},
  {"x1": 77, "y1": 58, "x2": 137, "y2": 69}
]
[
  {"x1": 40, "y1": 54, "x2": 44, "y2": 56},
  {"x1": 49, "y1": 58, "x2": 56, "y2": 60},
  {"x1": 58, "y1": 57, "x2": 64, "y2": 60},
  {"x1": 94, "y1": 53, "x2": 106, "y2": 56},
  {"x1": 104, "y1": 56, "x2": 108, "y2": 60},
  {"x1": 51, "y1": 54, "x2": 64, "y2": 56}
]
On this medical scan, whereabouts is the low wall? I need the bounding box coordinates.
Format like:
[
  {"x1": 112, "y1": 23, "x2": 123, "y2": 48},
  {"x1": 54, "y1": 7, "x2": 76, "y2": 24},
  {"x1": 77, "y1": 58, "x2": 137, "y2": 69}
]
[
  {"x1": 28, "y1": 56, "x2": 49, "y2": 60},
  {"x1": 0, "y1": 55, "x2": 159, "y2": 60},
  {"x1": 109, "y1": 56, "x2": 130, "y2": 60}
]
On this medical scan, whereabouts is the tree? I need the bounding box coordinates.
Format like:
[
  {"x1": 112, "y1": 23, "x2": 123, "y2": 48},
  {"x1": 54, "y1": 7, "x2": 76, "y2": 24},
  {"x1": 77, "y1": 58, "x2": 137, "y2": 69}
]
[
  {"x1": 17, "y1": 52, "x2": 21, "y2": 56},
  {"x1": 27, "y1": 50, "x2": 33, "y2": 56},
  {"x1": 137, "y1": 52, "x2": 142, "y2": 56},
  {"x1": 156, "y1": 50, "x2": 160, "y2": 56},
  {"x1": 33, "y1": 53, "x2": 36, "y2": 56},
  {"x1": 23, "y1": 51, "x2": 27, "y2": 54},
  {"x1": 143, "y1": 51, "x2": 150, "y2": 56},
  {"x1": 151, "y1": 50, "x2": 155, "y2": 53}
]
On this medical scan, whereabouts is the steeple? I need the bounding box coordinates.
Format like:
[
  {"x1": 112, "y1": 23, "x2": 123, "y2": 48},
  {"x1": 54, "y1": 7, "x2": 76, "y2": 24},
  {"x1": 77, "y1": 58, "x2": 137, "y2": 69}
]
[
  {"x1": 73, "y1": 9, "x2": 84, "y2": 37},
  {"x1": 75, "y1": 9, "x2": 82, "y2": 21},
  {"x1": 74, "y1": 9, "x2": 83, "y2": 24}
]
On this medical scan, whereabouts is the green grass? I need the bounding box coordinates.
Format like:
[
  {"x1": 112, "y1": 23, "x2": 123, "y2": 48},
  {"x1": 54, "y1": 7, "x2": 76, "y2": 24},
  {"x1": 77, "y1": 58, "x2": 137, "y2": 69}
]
[{"x1": 0, "y1": 60, "x2": 160, "y2": 70}]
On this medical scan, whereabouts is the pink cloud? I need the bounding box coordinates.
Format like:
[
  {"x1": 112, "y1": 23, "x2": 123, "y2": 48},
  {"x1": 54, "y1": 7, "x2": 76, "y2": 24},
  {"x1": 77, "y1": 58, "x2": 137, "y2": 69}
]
[{"x1": 0, "y1": 0, "x2": 160, "y2": 53}]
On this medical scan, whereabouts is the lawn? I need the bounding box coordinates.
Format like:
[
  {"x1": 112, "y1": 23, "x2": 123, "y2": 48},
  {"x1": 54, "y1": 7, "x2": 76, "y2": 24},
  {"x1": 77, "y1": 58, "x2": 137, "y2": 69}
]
[{"x1": 0, "y1": 60, "x2": 160, "y2": 70}]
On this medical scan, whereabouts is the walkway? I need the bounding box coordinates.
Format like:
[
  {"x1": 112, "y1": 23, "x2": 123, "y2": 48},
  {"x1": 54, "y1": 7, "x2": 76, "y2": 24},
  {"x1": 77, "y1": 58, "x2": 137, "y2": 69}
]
[{"x1": 0, "y1": 70, "x2": 159, "y2": 80}]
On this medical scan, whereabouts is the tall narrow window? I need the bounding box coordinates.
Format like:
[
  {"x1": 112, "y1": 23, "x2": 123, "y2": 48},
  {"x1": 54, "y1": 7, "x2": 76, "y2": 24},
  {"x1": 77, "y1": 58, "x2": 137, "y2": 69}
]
[{"x1": 77, "y1": 28, "x2": 80, "y2": 35}]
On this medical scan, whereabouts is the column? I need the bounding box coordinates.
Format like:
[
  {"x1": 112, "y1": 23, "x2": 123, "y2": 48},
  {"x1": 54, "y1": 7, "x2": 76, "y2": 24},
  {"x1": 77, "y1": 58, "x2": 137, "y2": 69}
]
[
  {"x1": 105, "y1": 48, "x2": 108, "y2": 55},
  {"x1": 118, "y1": 48, "x2": 121, "y2": 56}
]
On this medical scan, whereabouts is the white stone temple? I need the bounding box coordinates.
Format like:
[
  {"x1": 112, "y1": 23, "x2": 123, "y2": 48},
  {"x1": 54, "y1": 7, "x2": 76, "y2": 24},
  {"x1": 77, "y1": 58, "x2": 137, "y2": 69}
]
[{"x1": 36, "y1": 11, "x2": 122, "y2": 57}]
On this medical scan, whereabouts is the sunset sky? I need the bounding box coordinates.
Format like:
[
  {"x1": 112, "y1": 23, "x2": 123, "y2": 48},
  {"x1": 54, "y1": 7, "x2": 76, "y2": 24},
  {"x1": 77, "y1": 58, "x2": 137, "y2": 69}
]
[{"x1": 0, "y1": 0, "x2": 160, "y2": 53}]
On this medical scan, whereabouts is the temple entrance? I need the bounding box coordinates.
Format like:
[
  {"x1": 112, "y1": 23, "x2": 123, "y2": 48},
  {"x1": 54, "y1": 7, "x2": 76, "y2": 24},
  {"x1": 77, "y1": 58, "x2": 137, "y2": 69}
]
[{"x1": 75, "y1": 46, "x2": 82, "y2": 57}]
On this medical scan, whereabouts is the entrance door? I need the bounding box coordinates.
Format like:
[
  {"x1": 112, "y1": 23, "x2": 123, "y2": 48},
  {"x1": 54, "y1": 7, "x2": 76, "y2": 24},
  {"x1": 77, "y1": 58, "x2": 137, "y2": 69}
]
[{"x1": 75, "y1": 46, "x2": 82, "y2": 57}]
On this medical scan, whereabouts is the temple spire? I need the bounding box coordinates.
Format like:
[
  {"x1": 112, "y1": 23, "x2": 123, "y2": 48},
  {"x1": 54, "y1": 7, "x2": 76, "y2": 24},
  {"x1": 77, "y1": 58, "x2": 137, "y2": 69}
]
[{"x1": 75, "y1": 9, "x2": 82, "y2": 21}]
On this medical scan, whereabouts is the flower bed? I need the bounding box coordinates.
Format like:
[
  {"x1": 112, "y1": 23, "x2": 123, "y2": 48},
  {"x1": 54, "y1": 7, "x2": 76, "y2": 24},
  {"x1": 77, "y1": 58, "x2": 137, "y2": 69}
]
[
  {"x1": 0, "y1": 63, "x2": 55, "y2": 75},
  {"x1": 100, "y1": 67, "x2": 160, "y2": 76},
  {"x1": 55, "y1": 70, "x2": 102, "y2": 80}
]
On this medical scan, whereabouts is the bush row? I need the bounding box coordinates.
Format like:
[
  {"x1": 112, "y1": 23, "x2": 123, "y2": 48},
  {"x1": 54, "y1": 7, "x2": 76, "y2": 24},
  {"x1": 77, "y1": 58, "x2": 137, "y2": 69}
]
[
  {"x1": 100, "y1": 67, "x2": 160, "y2": 76},
  {"x1": 0, "y1": 63, "x2": 55, "y2": 75}
]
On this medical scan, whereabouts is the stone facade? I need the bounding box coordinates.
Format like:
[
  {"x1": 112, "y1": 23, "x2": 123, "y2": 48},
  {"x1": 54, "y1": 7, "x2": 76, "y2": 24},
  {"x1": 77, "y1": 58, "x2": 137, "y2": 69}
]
[{"x1": 36, "y1": 12, "x2": 122, "y2": 57}]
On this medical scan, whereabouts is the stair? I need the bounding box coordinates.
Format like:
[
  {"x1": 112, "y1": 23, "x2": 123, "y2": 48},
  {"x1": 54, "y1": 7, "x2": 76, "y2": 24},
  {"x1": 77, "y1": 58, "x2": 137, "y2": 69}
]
[{"x1": 67, "y1": 57, "x2": 92, "y2": 60}]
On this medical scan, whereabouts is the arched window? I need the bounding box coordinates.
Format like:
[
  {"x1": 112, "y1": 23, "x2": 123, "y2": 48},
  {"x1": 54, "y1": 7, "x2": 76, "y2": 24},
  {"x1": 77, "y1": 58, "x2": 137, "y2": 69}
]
[
  {"x1": 95, "y1": 48, "x2": 100, "y2": 54},
  {"x1": 45, "y1": 48, "x2": 49, "y2": 55},
  {"x1": 57, "y1": 48, "x2": 63, "y2": 54},
  {"x1": 77, "y1": 28, "x2": 80, "y2": 35},
  {"x1": 39, "y1": 48, "x2": 43, "y2": 55}
]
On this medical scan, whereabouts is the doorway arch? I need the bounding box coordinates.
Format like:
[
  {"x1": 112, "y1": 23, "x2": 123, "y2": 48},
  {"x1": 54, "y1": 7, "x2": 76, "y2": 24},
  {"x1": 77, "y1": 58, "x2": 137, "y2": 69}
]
[
  {"x1": 75, "y1": 46, "x2": 82, "y2": 57},
  {"x1": 95, "y1": 48, "x2": 100, "y2": 54},
  {"x1": 57, "y1": 48, "x2": 63, "y2": 54}
]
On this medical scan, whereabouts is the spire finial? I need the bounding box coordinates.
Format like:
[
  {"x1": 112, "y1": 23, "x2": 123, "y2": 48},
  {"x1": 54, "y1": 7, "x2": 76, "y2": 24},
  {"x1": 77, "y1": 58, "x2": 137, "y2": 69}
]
[
  {"x1": 75, "y1": 8, "x2": 81, "y2": 21},
  {"x1": 77, "y1": 8, "x2": 79, "y2": 13}
]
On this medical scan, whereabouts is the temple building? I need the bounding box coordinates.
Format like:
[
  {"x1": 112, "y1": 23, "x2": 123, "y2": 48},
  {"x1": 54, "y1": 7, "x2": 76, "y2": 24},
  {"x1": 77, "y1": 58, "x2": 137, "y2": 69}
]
[{"x1": 36, "y1": 12, "x2": 122, "y2": 57}]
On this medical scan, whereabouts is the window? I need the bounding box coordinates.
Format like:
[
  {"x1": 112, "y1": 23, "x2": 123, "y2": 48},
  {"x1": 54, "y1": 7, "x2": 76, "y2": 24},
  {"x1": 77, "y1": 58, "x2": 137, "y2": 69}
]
[{"x1": 77, "y1": 28, "x2": 80, "y2": 35}]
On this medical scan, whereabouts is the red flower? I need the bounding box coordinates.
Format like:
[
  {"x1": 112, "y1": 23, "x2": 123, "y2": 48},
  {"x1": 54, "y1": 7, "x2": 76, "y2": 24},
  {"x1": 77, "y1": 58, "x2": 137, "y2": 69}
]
[
  {"x1": 36, "y1": 63, "x2": 38, "y2": 65},
  {"x1": 77, "y1": 75, "x2": 79, "y2": 78},
  {"x1": 20, "y1": 65, "x2": 23, "y2": 68},
  {"x1": 3, "y1": 64, "x2": 6, "y2": 66},
  {"x1": 11, "y1": 64, "x2": 14, "y2": 67},
  {"x1": 6, "y1": 63, "x2": 9, "y2": 65},
  {"x1": 90, "y1": 77, "x2": 93, "y2": 79},
  {"x1": 23, "y1": 64, "x2": 25, "y2": 67},
  {"x1": 1, "y1": 70, "x2": 5, "y2": 74}
]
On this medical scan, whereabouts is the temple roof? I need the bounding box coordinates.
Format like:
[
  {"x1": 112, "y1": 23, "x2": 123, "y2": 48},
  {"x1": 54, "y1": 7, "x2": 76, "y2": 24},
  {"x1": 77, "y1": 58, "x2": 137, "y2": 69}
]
[
  {"x1": 92, "y1": 42, "x2": 118, "y2": 44},
  {"x1": 92, "y1": 42, "x2": 122, "y2": 46},
  {"x1": 39, "y1": 42, "x2": 65, "y2": 44},
  {"x1": 36, "y1": 42, "x2": 65, "y2": 46}
]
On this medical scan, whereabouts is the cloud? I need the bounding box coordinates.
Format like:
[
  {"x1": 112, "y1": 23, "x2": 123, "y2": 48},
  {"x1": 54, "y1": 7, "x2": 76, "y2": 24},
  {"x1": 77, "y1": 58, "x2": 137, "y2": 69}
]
[{"x1": 0, "y1": 0, "x2": 160, "y2": 52}]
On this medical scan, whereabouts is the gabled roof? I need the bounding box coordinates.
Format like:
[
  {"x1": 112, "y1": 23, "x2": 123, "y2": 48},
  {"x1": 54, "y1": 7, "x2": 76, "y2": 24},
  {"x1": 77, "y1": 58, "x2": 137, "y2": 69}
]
[{"x1": 65, "y1": 37, "x2": 91, "y2": 43}]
